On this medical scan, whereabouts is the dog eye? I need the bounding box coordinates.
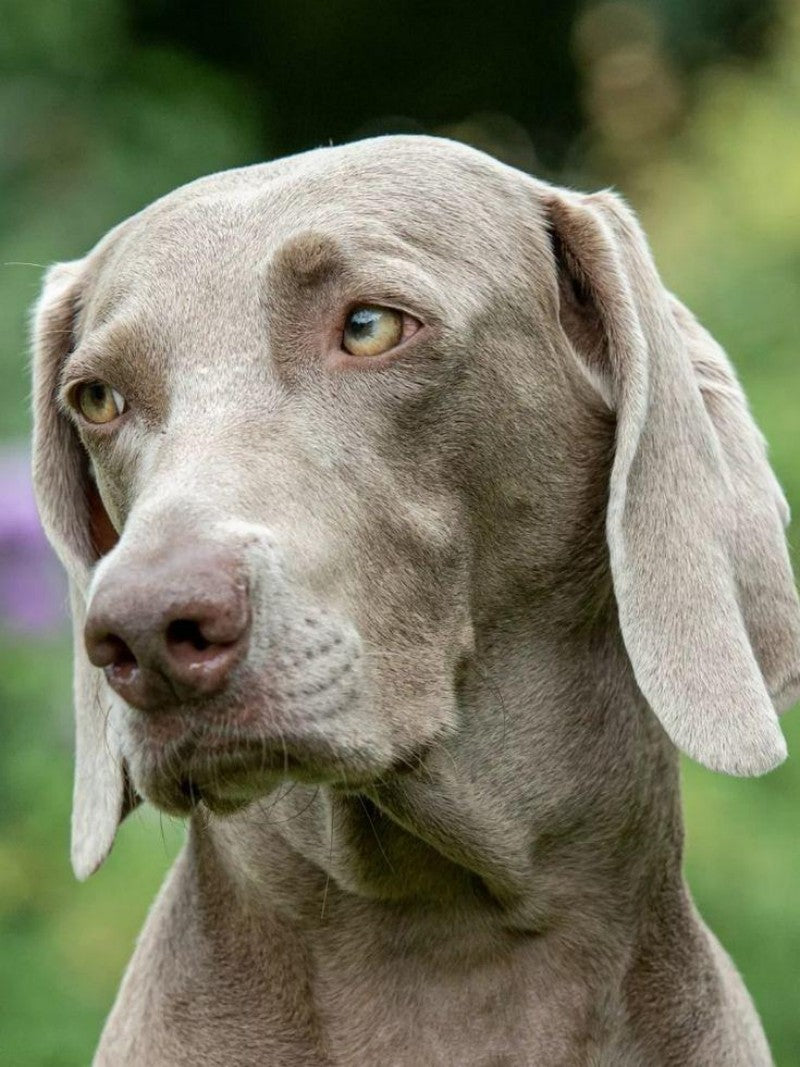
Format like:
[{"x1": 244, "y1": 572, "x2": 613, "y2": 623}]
[
  {"x1": 72, "y1": 381, "x2": 127, "y2": 425},
  {"x1": 342, "y1": 305, "x2": 406, "y2": 357}
]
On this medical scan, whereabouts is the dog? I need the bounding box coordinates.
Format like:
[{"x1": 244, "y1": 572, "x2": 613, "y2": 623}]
[{"x1": 31, "y1": 135, "x2": 800, "y2": 1065}]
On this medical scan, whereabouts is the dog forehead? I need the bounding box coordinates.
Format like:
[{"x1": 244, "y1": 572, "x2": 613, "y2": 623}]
[
  {"x1": 87, "y1": 136, "x2": 542, "y2": 308},
  {"x1": 139, "y1": 134, "x2": 528, "y2": 231}
]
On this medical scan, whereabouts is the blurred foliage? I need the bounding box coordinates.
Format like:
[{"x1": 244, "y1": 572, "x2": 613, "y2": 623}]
[
  {"x1": 1, "y1": 0, "x2": 798, "y2": 1063},
  {"x1": 636, "y1": 10, "x2": 800, "y2": 1062},
  {"x1": 126, "y1": 0, "x2": 779, "y2": 164},
  {"x1": 0, "y1": 638, "x2": 183, "y2": 1066}
]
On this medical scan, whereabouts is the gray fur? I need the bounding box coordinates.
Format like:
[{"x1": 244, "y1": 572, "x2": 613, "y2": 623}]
[{"x1": 30, "y1": 136, "x2": 800, "y2": 1065}]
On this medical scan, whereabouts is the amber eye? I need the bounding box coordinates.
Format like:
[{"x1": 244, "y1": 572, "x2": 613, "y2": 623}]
[
  {"x1": 342, "y1": 305, "x2": 405, "y2": 357},
  {"x1": 73, "y1": 381, "x2": 126, "y2": 425}
]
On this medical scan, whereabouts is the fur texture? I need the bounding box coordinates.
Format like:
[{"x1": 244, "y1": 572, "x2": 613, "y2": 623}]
[{"x1": 30, "y1": 136, "x2": 800, "y2": 1065}]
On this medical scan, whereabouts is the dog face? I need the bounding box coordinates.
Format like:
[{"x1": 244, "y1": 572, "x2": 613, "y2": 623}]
[{"x1": 31, "y1": 136, "x2": 800, "y2": 878}]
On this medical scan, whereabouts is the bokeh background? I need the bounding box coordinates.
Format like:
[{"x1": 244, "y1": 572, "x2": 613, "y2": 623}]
[{"x1": 1, "y1": 0, "x2": 799, "y2": 1062}]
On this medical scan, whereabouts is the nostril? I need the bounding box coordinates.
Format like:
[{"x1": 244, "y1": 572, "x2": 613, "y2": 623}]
[
  {"x1": 91, "y1": 632, "x2": 138, "y2": 679},
  {"x1": 161, "y1": 608, "x2": 247, "y2": 697},
  {"x1": 166, "y1": 618, "x2": 211, "y2": 653},
  {"x1": 163, "y1": 617, "x2": 243, "y2": 677}
]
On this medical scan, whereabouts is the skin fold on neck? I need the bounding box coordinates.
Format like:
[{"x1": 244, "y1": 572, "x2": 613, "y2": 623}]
[{"x1": 195, "y1": 612, "x2": 686, "y2": 1045}]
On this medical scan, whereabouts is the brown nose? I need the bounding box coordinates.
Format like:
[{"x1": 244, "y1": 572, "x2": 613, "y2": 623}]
[{"x1": 84, "y1": 543, "x2": 250, "y2": 711}]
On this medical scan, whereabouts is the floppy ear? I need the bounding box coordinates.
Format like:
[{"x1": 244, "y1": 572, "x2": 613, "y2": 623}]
[
  {"x1": 31, "y1": 261, "x2": 137, "y2": 879},
  {"x1": 545, "y1": 187, "x2": 800, "y2": 775}
]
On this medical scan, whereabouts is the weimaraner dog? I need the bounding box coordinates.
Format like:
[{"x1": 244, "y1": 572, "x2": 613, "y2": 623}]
[{"x1": 32, "y1": 136, "x2": 800, "y2": 1065}]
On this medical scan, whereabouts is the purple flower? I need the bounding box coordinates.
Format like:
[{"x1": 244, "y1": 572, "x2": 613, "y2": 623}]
[{"x1": 0, "y1": 447, "x2": 67, "y2": 633}]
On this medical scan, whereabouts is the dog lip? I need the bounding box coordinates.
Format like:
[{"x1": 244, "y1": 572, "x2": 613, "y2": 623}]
[
  {"x1": 137, "y1": 739, "x2": 292, "y2": 815},
  {"x1": 132, "y1": 729, "x2": 343, "y2": 813},
  {"x1": 152, "y1": 734, "x2": 307, "y2": 783},
  {"x1": 131, "y1": 719, "x2": 401, "y2": 817}
]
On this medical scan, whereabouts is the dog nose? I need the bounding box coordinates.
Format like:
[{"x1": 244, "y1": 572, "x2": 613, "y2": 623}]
[{"x1": 84, "y1": 544, "x2": 250, "y2": 711}]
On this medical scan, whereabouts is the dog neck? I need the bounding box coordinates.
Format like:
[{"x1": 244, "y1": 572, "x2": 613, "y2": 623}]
[
  {"x1": 198, "y1": 610, "x2": 684, "y2": 954},
  {"x1": 132, "y1": 611, "x2": 694, "y2": 1064}
]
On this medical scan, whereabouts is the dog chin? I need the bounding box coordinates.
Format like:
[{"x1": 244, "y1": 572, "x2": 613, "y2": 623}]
[
  {"x1": 124, "y1": 720, "x2": 399, "y2": 817},
  {"x1": 180, "y1": 778, "x2": 274, "y2": 817},
  {"x1": 132, "y1": 751, "x2": 284, "y2": 816}
]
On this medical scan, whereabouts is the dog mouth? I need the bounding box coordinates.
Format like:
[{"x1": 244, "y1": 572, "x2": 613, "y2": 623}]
[
  {"x1": 172, "y1": 745, "x2": 297, "y2": 815},
  {"x1": 126, "y1": 714, "x2": 400, "y2": 816},
  {"x1": 120, "y1": 651, "x2": 440, "y2": 815}
]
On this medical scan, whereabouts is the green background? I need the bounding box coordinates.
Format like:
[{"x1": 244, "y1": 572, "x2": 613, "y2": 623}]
[{"x1": 1, "y1": 0, "x2": 798, "y2": 1062}]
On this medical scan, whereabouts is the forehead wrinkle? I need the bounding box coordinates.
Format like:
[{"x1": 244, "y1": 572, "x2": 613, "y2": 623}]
[
  {"x1": 91, "y1": 146, "x2": 509, "y2": 314},
  {"x1": 75, "y1": 137, "x2": 535, "y2": 375},
  {"x1": 263, "y1": 231, "x2": 351, "y2": 296},
  {"x1": 261, "y1": 223, "x2": 457, "y2": 326},
  {"x1": 252, "y1": 186, "x2": 510, "y2": 320},
  {"x1": 87, "y1": 135, "x2": 534, "y2": 285}
]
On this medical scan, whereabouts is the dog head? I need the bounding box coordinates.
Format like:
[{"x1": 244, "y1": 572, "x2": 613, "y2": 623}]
[{"x1": 31, "y1": 137, "x2": 800, "y2": 878}]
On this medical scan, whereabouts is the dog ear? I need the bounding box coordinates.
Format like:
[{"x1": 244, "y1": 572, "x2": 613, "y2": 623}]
[
  {"x1": 31, "y1": 261, "x2": 137, "y2": 879},
  {"x1": 544, "y1": 187, "x2": 800, "y2": 775}
]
